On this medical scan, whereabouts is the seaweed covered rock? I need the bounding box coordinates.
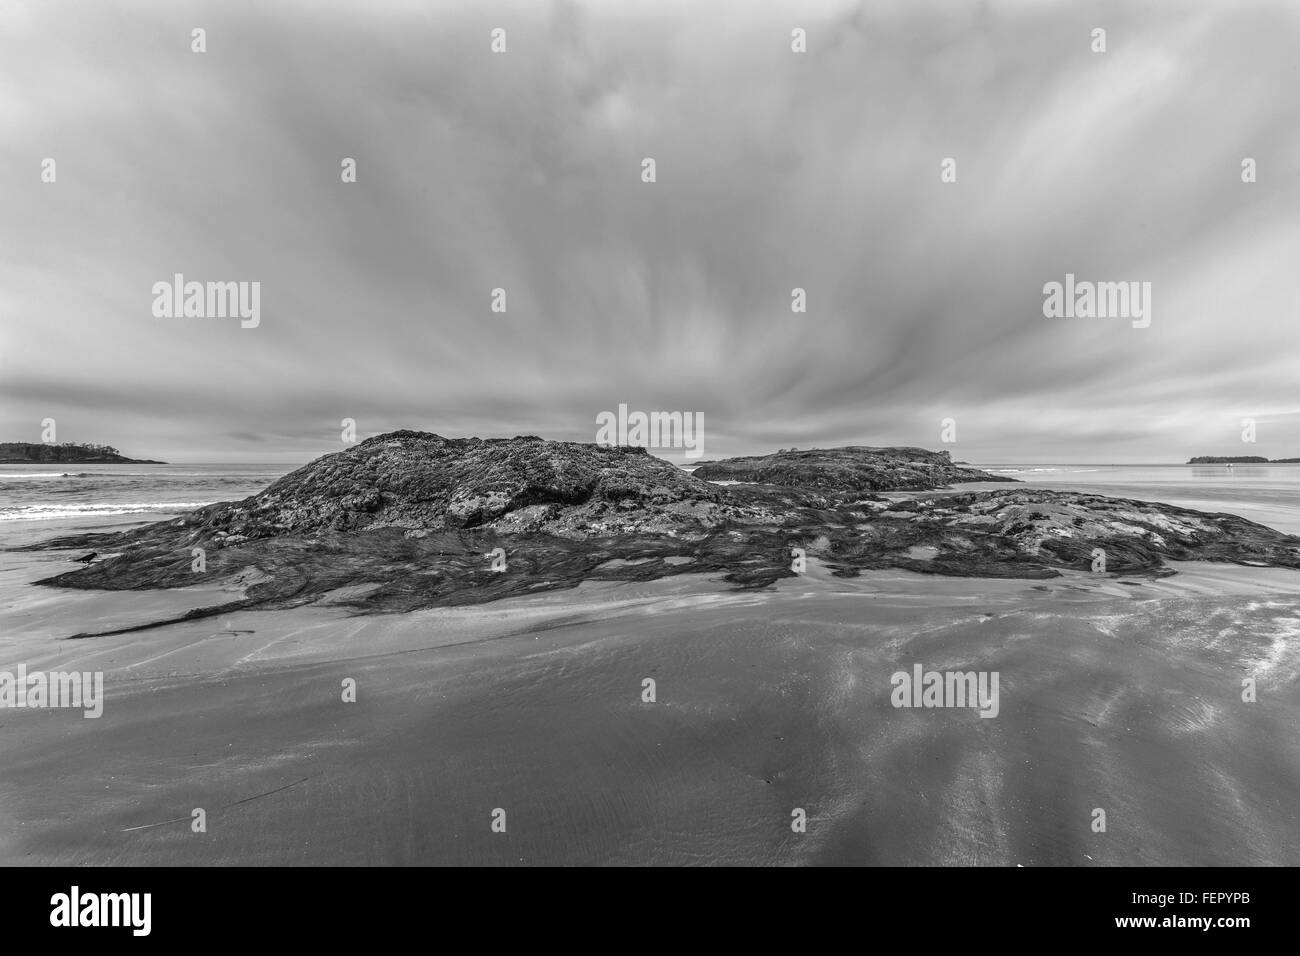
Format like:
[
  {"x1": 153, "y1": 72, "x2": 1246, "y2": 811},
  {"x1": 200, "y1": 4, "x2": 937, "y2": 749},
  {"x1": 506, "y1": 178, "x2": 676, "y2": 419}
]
[
  {"x1": 24, "y1": 432, "x2": 1300, "y2": 636},
  {"x1": 174, "y1": 430, "x2": 746, "y2": 540},
  {"x1": 692, "y1": 446, "x2": 1011, "y2": 494}
]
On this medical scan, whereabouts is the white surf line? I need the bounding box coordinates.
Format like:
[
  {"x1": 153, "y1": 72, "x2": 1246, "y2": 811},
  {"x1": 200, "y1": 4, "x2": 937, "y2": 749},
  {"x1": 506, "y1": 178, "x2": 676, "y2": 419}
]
[
  {"x1": 28, "y1": 632, "x2": 175, "y2": 671},
  {"x1": 224, "y1": 615, "x2": 630, "y2": 671},
  {"x1": 118, "y1": 814, "x2": 192, "y2": 833},
  {"x1": 120, "y1": 776, "x2": 313, "y2": 832},
  {"x1": 122, "y1": 632, "x2": 243, "y2": 671},
  {"x1": 2, "y1": 631, "x2": 166, "y2": 673},
  {"x1": 232, "y1": 619, "x2": 369, "y2": 667}
]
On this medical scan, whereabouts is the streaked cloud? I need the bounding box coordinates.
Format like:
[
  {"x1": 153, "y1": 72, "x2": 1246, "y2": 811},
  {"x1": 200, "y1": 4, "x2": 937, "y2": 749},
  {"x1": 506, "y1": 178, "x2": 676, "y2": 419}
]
[{"x1": 2, "y1": 0, "x2": 1297, "y2": 463}]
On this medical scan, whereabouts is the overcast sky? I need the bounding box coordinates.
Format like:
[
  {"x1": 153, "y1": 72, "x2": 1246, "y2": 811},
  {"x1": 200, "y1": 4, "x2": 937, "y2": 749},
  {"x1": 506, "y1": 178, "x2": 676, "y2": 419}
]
[{"x1": 2, "y1": 0, "x2": 1298, "y2": 464}]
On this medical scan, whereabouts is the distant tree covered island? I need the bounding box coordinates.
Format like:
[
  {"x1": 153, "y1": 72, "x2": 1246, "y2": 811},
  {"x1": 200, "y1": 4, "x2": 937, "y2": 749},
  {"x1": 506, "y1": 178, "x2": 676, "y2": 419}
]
[
  {"x1": 0, "y1": 442, "x2": 165, "y2": 464},
  {"x1": 1188, "y1": 455, "x2": 1300, "y2": 464}
]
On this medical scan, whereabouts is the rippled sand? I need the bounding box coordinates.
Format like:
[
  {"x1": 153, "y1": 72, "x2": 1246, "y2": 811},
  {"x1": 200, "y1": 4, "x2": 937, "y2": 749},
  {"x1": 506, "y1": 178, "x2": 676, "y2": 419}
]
[{"x1": 1, "y1": 540, "x2": 1297, "y2": 865}]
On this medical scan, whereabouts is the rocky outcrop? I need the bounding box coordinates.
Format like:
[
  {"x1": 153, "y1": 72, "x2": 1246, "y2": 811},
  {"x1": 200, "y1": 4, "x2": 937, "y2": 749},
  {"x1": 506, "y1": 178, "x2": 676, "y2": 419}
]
[
  {"x1": 24, "y1": 431, "x2": 1300, "y2": 636},
  {"x1": 692, "y1": 446, "x2": 1011, "y2": 493},
  {"x1": 843, "y1": 487, "x2": 1300, "y2": 576},
  {"x1": 162, "y1": 430, "x2": 756, "y2": 540}
]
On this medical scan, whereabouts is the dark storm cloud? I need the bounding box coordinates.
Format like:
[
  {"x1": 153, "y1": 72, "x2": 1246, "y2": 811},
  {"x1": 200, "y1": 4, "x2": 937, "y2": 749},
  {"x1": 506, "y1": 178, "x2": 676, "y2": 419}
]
[{"x1": 2, "y1": 0, "x2": 1297, "y2": 463}]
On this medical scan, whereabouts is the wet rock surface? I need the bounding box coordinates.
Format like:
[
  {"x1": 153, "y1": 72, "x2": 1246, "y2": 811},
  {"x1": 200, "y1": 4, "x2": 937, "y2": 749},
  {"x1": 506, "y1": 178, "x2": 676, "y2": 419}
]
[
  {"x1": 692, "y1": 445, "x2": 1012, "y2": 493},
  {"x1": 22, "y1": 431, "x2": 1300, "y2": 636}
]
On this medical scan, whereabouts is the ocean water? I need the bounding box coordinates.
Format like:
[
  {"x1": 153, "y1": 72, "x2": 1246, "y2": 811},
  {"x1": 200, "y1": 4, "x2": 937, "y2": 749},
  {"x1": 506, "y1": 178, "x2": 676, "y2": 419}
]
[
  {"x1": 0, "y1": 463, "x2": 288, "y2": 544},
  {"x1": 964, "y1": 463, "x2": 1300, "y2": 537}
]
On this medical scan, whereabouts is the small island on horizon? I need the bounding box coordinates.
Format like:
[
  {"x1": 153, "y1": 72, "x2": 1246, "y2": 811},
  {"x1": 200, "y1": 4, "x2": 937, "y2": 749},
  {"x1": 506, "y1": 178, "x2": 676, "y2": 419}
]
[
  {"x1": 1188, "y1": 455, "x2": 1300, "y2": 464},
  {"x1": 0, "y1": 441, "x2": 166, "y2": 465}
]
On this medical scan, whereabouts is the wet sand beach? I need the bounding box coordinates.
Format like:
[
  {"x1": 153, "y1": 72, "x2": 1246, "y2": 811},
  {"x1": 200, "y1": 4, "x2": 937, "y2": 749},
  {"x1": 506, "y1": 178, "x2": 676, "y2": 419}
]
[{"x1": 2, "y1": 533, "x2": 1297, "y2": 866}]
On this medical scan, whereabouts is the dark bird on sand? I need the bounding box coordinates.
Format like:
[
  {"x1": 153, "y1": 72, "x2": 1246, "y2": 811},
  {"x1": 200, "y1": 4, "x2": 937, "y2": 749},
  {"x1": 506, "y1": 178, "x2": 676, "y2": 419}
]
[{"x1": 73, "y1": 552, "x2": 96, "y2": 564}]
